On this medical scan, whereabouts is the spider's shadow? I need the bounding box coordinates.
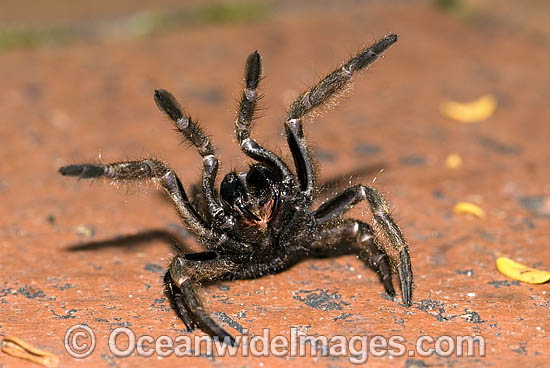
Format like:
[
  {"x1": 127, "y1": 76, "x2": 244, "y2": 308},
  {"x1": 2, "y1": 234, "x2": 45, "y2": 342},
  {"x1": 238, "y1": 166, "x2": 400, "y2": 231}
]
[{"x1": 65, "y1": 228, "x2": 192, "y2": 253}]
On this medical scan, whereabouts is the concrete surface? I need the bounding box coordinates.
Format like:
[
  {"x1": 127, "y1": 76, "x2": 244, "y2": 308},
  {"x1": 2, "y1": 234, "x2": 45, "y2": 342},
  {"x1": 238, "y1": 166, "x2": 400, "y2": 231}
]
[{"x1": 1, "y1": 1, "x2": 549, "y2": 367}]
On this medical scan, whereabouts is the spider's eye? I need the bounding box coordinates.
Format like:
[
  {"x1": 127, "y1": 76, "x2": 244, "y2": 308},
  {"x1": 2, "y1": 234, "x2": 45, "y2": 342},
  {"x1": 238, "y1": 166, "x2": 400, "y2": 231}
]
[
  {"x1": 220, "y1": 172, "x2": 244, "y2": 207},
  {"x1": 246, "y1": 165, "x2": 279, "y2": 195}
]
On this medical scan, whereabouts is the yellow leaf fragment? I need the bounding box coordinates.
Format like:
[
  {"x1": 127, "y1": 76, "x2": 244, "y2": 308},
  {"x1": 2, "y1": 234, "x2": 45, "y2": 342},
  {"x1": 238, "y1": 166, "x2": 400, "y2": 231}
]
[
  {"x1": 445, "y1": 153, "x2": 463, "y2": 169},
  {"x1": 496, "y1": 257, "x2": 550, "y2": 284},
  {"x1": 1, "y1": 336, "x2": 59, "y2": 368},
  {"x1": 453, "y1": 202, "x2": 485, "y2": 218},
  {"x1": 441, "y1": 94, "x2": 497, "y2": 123},
  {"x1": 76, "y1": 224, "x2": 94, "y2": 238}
]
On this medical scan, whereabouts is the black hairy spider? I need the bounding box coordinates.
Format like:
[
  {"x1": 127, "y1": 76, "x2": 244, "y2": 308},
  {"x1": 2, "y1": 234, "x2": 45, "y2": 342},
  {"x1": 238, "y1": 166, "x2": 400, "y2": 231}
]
[{"x1": 59, "y1": 34, "x2": 413, "y2": 345}]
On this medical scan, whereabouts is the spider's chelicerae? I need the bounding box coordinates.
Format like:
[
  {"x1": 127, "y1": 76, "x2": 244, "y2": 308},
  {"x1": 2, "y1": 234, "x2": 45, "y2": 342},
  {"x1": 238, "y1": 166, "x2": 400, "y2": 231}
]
[{"x1": 60, "y1": 34, "x2": 413, "y2": 345}]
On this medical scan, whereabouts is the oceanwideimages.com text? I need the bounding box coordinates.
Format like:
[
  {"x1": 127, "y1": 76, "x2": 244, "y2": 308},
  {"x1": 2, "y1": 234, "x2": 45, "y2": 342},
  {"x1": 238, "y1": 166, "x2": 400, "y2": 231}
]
[{"x1": 65, "y1": 325, "x2": 486, "y2": 363}]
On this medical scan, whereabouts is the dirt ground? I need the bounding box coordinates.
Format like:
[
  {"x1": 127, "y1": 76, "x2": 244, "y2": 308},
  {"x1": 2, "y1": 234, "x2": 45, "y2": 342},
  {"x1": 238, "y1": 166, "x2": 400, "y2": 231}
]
[{"x1": 1, "y1": 0, "x2": 549, "y2": 367}]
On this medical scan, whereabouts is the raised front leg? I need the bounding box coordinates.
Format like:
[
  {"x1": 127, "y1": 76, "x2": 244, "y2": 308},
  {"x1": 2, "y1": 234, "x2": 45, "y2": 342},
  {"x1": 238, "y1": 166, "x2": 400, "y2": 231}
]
[
  {"x1": 283, "y1": 35, "x2": 398, "y2": 200},
  {"x1": 234, "y1": 51, "x2": 296, "y2": 190},
  {"x1": 286, "y1": 34, "x2": 398, "y2": 120},
  {"x1": 153, "y1": 89, "x2": 235, "y2": 230}
]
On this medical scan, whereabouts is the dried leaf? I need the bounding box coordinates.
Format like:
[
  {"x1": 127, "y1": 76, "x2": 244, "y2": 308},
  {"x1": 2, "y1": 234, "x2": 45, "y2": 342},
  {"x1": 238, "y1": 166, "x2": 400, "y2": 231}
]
[
  {"x1": 453, "y1": 202, "x2": 485, "y2": 218},
  {"x1": 1, "y1": 336, "x2": 59, "y2": 368},
  {"x1": 76, "y1": 224, "x2": 94, "y2": 238},
  {"x1": 441, "y1": 94, "x2": 497, "y2": 123},
  {"x1": 496, "y1": 257, "x2": 550, "y2": 284},
  {"x1": 445, "y1": 153, "x2": 462, "y2": 169}
]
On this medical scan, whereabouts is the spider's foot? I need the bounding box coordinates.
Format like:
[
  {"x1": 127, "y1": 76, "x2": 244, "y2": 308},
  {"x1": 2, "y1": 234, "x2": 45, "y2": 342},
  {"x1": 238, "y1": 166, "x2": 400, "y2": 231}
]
[
  {"x1": 397, "y1": 249, "x2": 413, "y2": 307},
  {"x1": 59, "y1": 164, "x2": 105, "y2": 178},
  {"x1": 371, "y1": 252, "x2": 396, "y2": 299},
  {"x1": 189, "y1": 310, "x2": 237, "y2": 346},
  {"x1": 213, "y1": 332, "x2": 237, "y2": 347},
  {"x1": 181, "y1": 315, "x2": 198, "y2": 333},
  {"x1": 154, "y1": 89, "x2": 184, "y2": 121},
  {"x1": 381, "y1": 274, "x2": 396, "y2": 299},
  {"x1": 362, "y1": 238, "x2": 407, "y2": 303}
]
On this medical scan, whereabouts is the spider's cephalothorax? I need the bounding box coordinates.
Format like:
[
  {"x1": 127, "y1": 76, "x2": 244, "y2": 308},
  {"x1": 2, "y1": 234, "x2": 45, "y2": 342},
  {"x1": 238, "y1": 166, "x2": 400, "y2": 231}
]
[{"x1": 60, "y1": 34, "x2": 413, "y2": 345}]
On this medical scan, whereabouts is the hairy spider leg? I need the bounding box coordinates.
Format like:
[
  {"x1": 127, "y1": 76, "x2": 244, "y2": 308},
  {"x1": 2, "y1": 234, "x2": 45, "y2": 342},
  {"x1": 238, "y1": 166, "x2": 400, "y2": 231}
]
[
  {"x1": 313, "y1": 184, "x2": 413, "y2": 306},
  {"x1": 284, "y1": 34, "x2": 399, "y2": 200},
  {"x1": 154, "y1": 89, "x2": 235, "y2": 230},
  {"x1": 59, "y1": 160, "x2": 215, "y2": 240},
  {"x1": 311, "y1": 219, "x2": 395, "y2": 297},
  {"x1": 284, "y1": 118, "x2": 316, "y2": 200},
  {"x1": 164, "y1": 272, "x2": 198, "y2": 330},
  {"x1": 166, "y1": 253, "x2": 239, "y2": 345},
  {"x1": 164, "y1": 272, "x2": 236, "y2": 346},
  {"x1": 234, "y1": 51, "x2": 296, "y2": 191},
  {"x1": 287, "y1": 34, "x2": 398, "y2": 120}
]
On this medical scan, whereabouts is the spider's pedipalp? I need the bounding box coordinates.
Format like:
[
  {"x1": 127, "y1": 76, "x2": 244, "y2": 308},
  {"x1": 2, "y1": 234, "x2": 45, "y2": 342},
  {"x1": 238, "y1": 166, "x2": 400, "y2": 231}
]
[{"x1": 239, "y1": 139, "x2": 294, "y2": 189}]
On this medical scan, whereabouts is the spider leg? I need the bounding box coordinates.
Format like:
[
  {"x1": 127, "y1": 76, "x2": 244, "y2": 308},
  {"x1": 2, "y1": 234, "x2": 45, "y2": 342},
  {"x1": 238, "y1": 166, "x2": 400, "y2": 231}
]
[
  {"x1": 165, "y1": 252, "x2": 238, "y2": 346},
  {"x1": 154, "y1": 89, "x2": 234, "y2": 230},
  {"x1": 311, "y1": 219, "x2": 396, "y2": 298},
  {"x1": 234, "y1": 51, "x2": 295, "y2": 190},
  {"x1": 313, "y1": 184, "x2": 413, "y2": 306},
  {"x1": 287, "y1": 34, "x2": 398, "y2": 120},
  {"x1": 164, "y1": 271, "x2": 197, "y2": 330},
  {"x1": 189, "y1": 183, "x2": 213, "y2": 223},
  {"x1": 59, "y1": 159, "x2": 213, "y2": 240},
  {"x1": 283, "y1": 35, "x2": 398, "y2": 199},
  {"x1": 284, "y1": 118, "x2": 315, "y2": 199}
]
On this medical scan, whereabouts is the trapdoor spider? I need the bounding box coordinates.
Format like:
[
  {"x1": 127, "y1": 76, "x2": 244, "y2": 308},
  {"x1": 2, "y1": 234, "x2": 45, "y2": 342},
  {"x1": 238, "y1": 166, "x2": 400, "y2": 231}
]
[{"x1": 60, "y1": 34, "x2": 413, "y2": 345}]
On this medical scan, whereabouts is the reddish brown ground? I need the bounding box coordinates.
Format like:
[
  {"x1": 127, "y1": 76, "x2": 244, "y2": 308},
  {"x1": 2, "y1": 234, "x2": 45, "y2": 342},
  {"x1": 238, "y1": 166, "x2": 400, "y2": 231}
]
[{"x1": 1, "y1": 1, "x2": 549, "y2": 367}]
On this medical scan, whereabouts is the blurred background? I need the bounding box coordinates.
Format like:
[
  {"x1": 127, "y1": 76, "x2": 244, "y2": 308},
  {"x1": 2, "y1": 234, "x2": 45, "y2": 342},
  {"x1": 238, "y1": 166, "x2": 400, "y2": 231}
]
[{"x1": 1, "y1": 1, "x2": 549, "y2": 367}]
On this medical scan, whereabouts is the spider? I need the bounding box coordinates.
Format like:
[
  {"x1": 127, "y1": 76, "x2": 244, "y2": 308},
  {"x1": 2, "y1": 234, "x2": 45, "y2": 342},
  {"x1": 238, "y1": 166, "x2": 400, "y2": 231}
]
[{"x1": 59, "y1": 34, "x2": 413, "y2": 345}]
